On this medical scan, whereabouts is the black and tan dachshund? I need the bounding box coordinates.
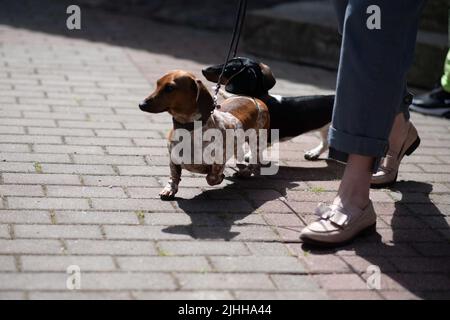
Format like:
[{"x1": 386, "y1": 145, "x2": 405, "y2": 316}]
[{"x1": 202, "y1": 57, "x2": 335, "y2": 160}]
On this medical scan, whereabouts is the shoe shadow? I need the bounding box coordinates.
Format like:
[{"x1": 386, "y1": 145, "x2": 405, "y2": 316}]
[
  {"x1": 302, "y1": 181, "x2": 450, "y2": 299},
  {"x1": 162, "y1": 160, "x2": 344, "y2": 240}
]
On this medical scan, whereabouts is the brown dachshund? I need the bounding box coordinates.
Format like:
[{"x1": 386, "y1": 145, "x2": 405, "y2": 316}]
[{"x1": 139, "y1": 70, "x2": 270, "y2": 200}]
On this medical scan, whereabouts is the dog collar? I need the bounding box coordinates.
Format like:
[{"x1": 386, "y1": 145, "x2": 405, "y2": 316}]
[
  {"x1": 172, "y1": 117, "x2": 196, "y2": 131},
  {"x1": 172, "y1": 112, "x2": 211, "y2": 131}
]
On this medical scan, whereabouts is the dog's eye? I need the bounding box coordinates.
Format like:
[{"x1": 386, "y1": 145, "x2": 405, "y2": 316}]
[{"x1": 164, "y1": 84, "x2": 175, "y2": 93}]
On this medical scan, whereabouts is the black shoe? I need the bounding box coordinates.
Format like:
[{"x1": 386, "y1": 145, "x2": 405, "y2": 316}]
[{"x1": 410, "y1": 85, "x2": 450, "y2": 118}]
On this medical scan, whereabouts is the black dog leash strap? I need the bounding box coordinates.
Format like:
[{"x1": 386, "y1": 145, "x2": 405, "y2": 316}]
[{"x1": 213, "y1": 0, "x2": 248, "y2": 109}]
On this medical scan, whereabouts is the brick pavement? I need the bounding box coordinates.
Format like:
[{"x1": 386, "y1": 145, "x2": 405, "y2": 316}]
[{"x1": 0, "y1": 0, "x2": 449, "y2": 300}]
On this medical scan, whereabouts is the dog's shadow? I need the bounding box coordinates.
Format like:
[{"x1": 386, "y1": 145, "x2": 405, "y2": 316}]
[
  {"x1": 162, "y1": 160, "x2": 344, "y2": 240},
  {"x1": 301, "y1": 181, "x2": 450, "y2": 299}
]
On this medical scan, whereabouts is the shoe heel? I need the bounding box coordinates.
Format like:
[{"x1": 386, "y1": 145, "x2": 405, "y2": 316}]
[{"x1": 405, "y1": 137, "x2": 420, "y2": 156}]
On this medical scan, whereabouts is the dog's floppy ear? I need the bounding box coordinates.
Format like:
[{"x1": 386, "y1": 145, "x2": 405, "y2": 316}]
[
  {"x1": 196, "y1": 79, "x2": 215, "y2": 121},
  {"x1": 225, "y1": 67, "x2": 259, "y2": 96},
  {"x1": 259, "y1": 63, "x2": 276, "y2": 92}
]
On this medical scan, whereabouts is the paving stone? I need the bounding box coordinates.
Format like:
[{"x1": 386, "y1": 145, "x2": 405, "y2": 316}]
[
  {"x1": 0, "y1": 225, "x2": 10, "y2": 239},
  {"x1": 117, "y1": 256, "x2": 211, "y2": 272},
  {"x1": 176, "y1": 273, "x2": 274, "y2": 290},
  {"x1": 0, "y1": 143, "x2": 29, "y2": 152},
  {"x1": 327, "y1": 290, "x2": 382, "y2": 300},
  {"x1": 0, "y1": 126, "x2": 25, "y2": 134},
  {"x1": 73, "y1": 155, "x2": 146, "y2": 165},
  {"x1": 14, "y1": 224, "x2": 102, "y2": 239},
  {"x1": 91, "y1": 199, "x2": 174, "y2": 211},
  {"x1": 104, "y1": 225, "x2": 194, "y2": 240},
  {"x1": 82, "y1": 175, "x2": 159, "y2": 187},
  {"x1": 28, "y1": 127, "x2": 95, "y2": 137},
  {"x1": 158, "y1": 241, "x2": 250, "y2": 256},
  {"x1": 33, "y1": 145, "x2": 104, "y2": 155},
  {"x1": 95, "y1": 130, "x2": 160, "y2": 138},
  {"x1": 46, "y1": 186, "x2": 126, "y2": 198},
  {"x1": 271, "y1": 274, "x2": 321, "y2": 291},
  {"x1": 21, "y1": 255, "x2": 116, "y2": 271},
  {"x1": 173, "y1": 199, "x2": 254, "y2": 214},
  {"x1": 193, "y1": 225, "x2": 280, "y2": 241},
  {"x1": 0, "y1": 162, "x2": 35, "y2": 173},
  {"x1": 340, "y1": 255, "x2": 397, "y2": 274},
  {"x1": 263, "y1": 213, "x2": 305, "y2": 227},
  {"x1": 28, "y1": 291, "x2": 131, "y2": 300},
  {"x1": 3, "y1": 173, "x2": 80, "y2": 185},
  {"x1": 81, "y1": 273, "x2": 176, "y2": 290},
  {"x1": 0, "y1": 210, "x2": 51, "y2": 224},
  {"x1": 117, "y1": 165, "x2": 167, "y2": 176},
  {"x1": 0, "y1": 118, "x2": 56, "y2": 127},
  {"x1": 55, "y1": 211, "x2": 138, "y2": 225},
  {"x1": 234, "y1": 290, "x2": 328, "y2": 299},
  {"x1": 245, "y1": 242, "x2": 291, "y2": 256},
  {"x1": 66, "y1": 239, "x2": 157, "y2": 256},
  {"x1": 0, "y1": 185, "x2": 44, "y2": 197},
  {"x1": 133, "y1": 290, "x2": 233, "y2": 300},
  {"x1": 65, "y1": 137, "x2": 134, "y2": 146},
  {"x1": 379, "y1": 291, "x2": 421, "y2": 300},
  {"x1": 210, "y1": 256, "x2": 305, "y2": 273},
  {"x1": 0, "y1": 272, "x2": 175, "y2": 290},
  {"x1": 7, "y1": 197, "x2": 90, "y2": 210},
  {"x1": 0, "y1": 239, "x2": 64, "y2": 254},
  {"x1": 0, "y1": 153, "x2": 71, "y2": 163},
  {"x1": 297, "y1": 254, "x2": 351, "y2": 274},
  {"x1": 0, "y1": 291, "x2": 27, "y2": 300},
  {"x1": 40, "y1": 164, "x2": 115, "y2": 175},
  {"x1": 58, "y1": 120, "x2": 122, "y2": 129},
  {"x1": 129, "y1": 187, "x2": 202, "y2": 199},
  {"x1": 0, "y1": 256, "x2": 16, "y2": 271},
  {"x1": 314, "y1": 274, "x2": 368, "y2": 291},
  {"x1": 388, "y1": 257, "x2": 450, "y2": 273}
]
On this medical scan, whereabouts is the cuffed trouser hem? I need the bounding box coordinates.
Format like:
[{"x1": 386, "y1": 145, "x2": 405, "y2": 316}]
[
  {"x1": 328, "y1": 126, "x2": 388, "y2": 173},
  {"x1": 328, "y1": 126, "x2": 388, "y2": 158}
]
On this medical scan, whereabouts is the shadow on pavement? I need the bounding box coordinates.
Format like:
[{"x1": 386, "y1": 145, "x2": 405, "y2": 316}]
[
  {"x1": 0, "y1": 0, "x2": 336, "y2": 90},
  {"x1": 163, "y1": 160, "x2": 344, "y2": 240},
  {"x1": 302, "y1": 181, "x2": 450, "y2": 299}
]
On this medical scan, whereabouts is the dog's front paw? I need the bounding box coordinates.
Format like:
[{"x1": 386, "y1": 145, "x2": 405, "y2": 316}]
[
  {"x1": 159, "y1": 183, "x2": 178, "y2": 200},
  {"x1": 304, "y1": 145, "x2": 325, "y2": 161},
  {"x1": 206, "y1": 173, "x2": 225, "y2": 186}
]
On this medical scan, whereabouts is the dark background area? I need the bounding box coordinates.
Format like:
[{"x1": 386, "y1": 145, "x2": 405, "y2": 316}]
[
  {"x1": 76, "y1": 0, "x2": 447, "y2": 33},
  {"x1": 76, "y1": 0, "x2": 304, "y2": 30}
]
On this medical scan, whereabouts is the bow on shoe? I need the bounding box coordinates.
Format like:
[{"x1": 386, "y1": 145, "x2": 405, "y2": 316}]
[{"x1": 314, "y1": 203, "x2": 350, "y2": 227}]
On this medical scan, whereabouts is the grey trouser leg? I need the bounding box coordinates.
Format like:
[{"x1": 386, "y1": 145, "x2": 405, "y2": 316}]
[{"x1": 329, "y1": 0, "x2": 426, "y2": 167}]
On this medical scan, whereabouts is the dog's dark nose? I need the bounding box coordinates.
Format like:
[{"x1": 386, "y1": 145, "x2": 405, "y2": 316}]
[
  {"x1": 139, "y1": 100, "x2": 148, "y2": 110},
  {"x1": 202, "y1": 67, "x2": 219, "y2": 82},
  {"x1": 201, "y1": 68, "x2": 209, "y2": 77}
]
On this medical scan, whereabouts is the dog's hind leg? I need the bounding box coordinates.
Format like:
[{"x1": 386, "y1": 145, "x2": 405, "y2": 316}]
[
  {"x1": 234, "y1": 139, "x2": 252, "y2": 178},
  {"x1": 243, "y1": 132, "x2": 263, "y2": 177},
  {"x1": 206, "y1": 164, "x2": 225, "y2": 186},
  {"x1": 304, "y1": 123, "x2": 330, "y2": 161}
]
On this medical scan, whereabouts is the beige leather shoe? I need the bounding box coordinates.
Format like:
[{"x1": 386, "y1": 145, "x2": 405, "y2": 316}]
[
  {"x1": 371, "y1": 123, "x2": 420, "y2": 188},
  {"x1": 300, "y1": 201, "x2": 377, "y2": 247}
]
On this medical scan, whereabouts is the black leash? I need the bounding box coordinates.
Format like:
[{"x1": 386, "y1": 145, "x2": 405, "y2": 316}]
[{"x1": 212, "y1": 0, "x2": 248, "y2": 109}]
